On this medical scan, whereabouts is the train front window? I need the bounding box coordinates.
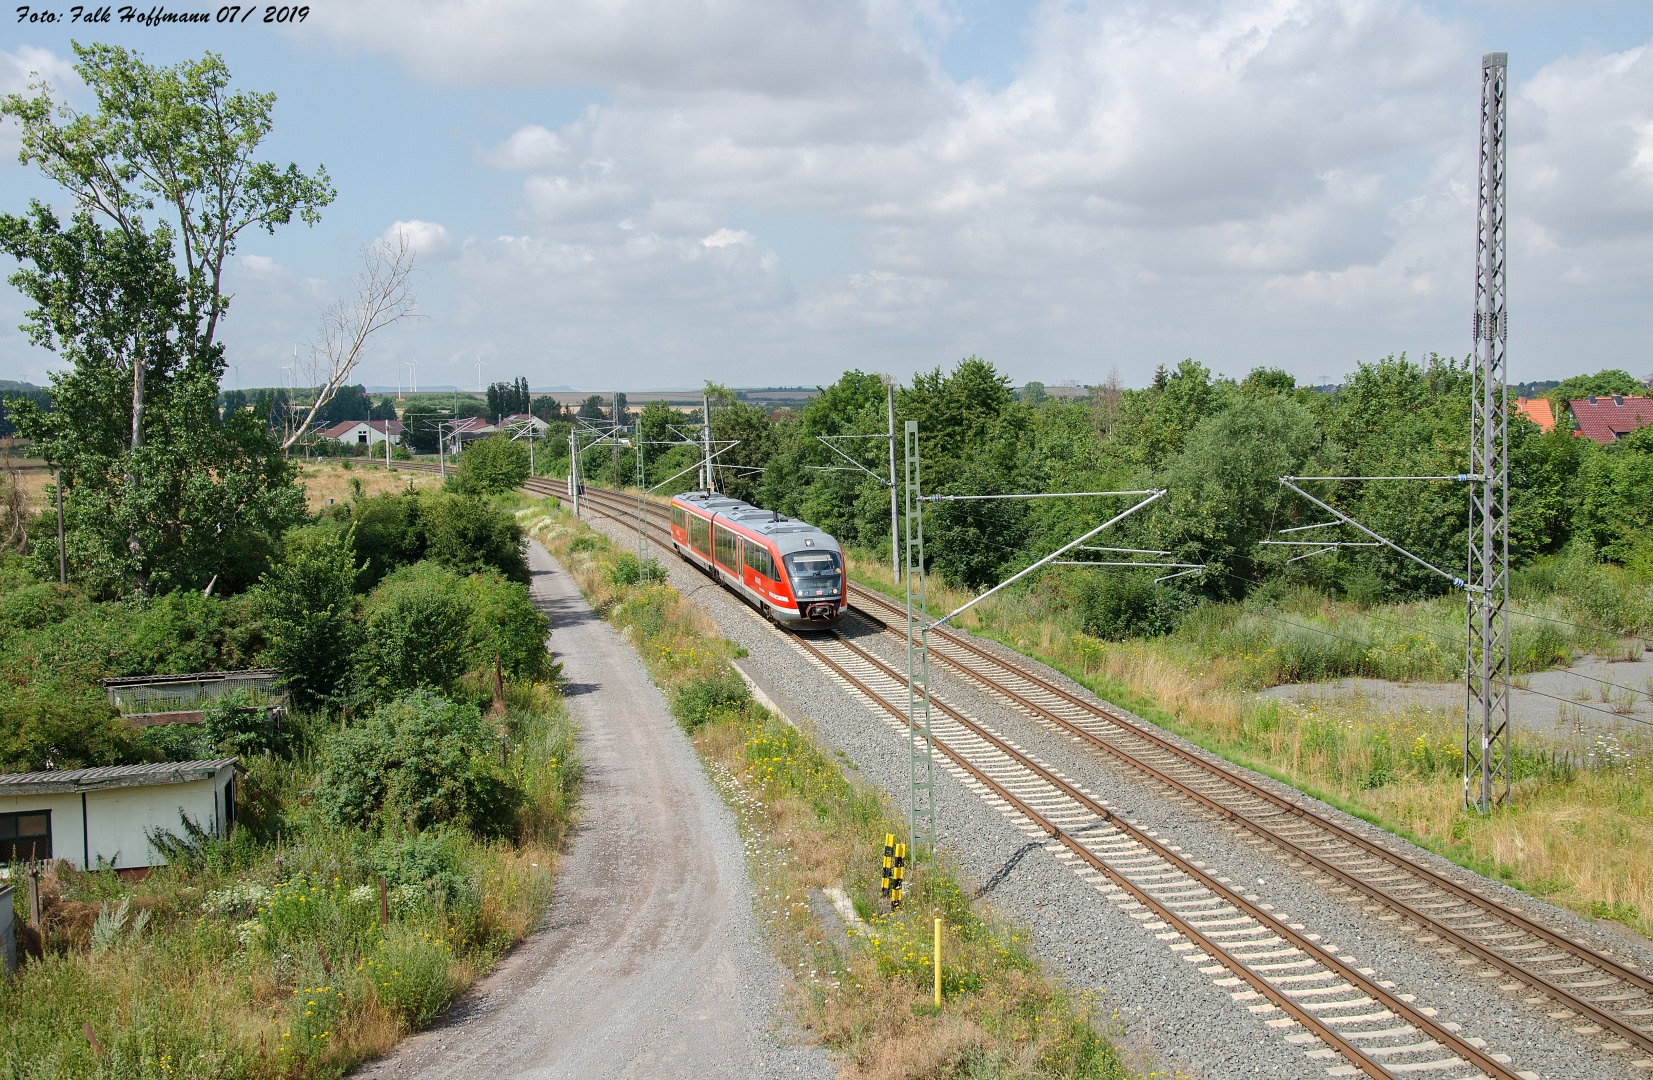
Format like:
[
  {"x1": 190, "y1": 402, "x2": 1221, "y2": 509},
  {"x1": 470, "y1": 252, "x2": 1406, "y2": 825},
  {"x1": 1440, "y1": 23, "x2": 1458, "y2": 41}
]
[{"x1": 783, "y1": 550, "x2": 842, "y2": 597}]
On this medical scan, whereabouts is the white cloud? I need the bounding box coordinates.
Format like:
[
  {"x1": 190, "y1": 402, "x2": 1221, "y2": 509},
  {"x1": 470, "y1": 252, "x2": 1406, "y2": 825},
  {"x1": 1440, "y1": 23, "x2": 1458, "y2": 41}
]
[
  {"x1": 485, "y1": 125, "x2": 566, "y2": 171},
  {"x1": 0, "y1": 46, "x2": 80, "y2": 166},
  {"x1": 383, "y1": 219, "x2": 459, "y2": 261},
  {"x1": 701, "y1": 228, "x2": 754, "y2": 248}
]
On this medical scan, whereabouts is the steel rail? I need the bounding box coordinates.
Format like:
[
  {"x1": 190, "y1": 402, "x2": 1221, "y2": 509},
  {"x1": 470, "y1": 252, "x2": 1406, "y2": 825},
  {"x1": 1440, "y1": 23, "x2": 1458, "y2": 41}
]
[
  {"x1": 840, "y1": 585, "x2": 1653, "y2": 1053},
  {"x1": 800, "y1": 630, "x2": 1519, "y2": 1080},
  {"x1": 434, "y1": 470, "x2": 1647, "y2": 1058}
]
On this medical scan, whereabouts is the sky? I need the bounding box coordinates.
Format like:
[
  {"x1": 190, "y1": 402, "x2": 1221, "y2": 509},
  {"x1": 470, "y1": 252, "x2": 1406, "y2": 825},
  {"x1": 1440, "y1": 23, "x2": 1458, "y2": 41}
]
[{"x1": 1, "y1": 0, "x2": 1651, "y2": 393}]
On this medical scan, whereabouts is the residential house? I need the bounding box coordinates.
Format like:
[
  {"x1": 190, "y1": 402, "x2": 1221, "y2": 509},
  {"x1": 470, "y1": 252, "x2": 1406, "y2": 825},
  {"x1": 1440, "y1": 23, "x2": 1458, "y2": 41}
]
[
  {"x1": 1514, "y1": 397, "x2": 1557, "y2": 433},
  {"x1": 320, "y1": 419, "x2": 403, "y2": 447},
  {"x1": 1569, "y1": 395, "x2": 1653, "y2": 444},
  {"x1": 499, "y1": 413, "x2": 550, "y2": 435}
]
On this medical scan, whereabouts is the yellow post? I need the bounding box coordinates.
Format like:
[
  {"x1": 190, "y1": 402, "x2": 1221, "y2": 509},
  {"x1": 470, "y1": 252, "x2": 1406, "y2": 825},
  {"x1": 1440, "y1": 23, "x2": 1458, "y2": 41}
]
[{"x1": 933, "y1": 916, "x2": 943, "y2": 1008}]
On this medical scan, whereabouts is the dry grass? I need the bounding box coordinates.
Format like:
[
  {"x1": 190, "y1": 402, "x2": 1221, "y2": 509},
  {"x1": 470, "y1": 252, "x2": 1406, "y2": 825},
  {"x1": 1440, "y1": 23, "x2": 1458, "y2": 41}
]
[
  {"x1": 0, "y1": 442, "x2": 53, "y2": 507},
  {"x1": 842, "y1": 550, "x2": 1653, "y2": 940},
  {"x1": 296, "y1": 461, "x2": 442, "y2": 513}
]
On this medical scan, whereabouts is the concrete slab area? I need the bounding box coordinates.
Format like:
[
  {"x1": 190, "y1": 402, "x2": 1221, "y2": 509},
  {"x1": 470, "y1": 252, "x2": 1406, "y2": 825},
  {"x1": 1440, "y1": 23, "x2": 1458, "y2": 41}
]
[
  {"x1": 1257, "y1": 653, "x2": 1653, "y2": 741},
  {"x1": 352, "y1": 541, "x2": 832, "y2": 1080}
]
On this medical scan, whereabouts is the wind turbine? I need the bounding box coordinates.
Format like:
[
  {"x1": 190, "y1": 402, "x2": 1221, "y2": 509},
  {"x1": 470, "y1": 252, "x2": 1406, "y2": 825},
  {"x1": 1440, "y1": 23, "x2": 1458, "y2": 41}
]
[
  {"x1": 406, "y1": 357, "x2": 419, "y2": 394},
  {"x1": 476, "y1": 354, "x2": 488, "y2": 394}
]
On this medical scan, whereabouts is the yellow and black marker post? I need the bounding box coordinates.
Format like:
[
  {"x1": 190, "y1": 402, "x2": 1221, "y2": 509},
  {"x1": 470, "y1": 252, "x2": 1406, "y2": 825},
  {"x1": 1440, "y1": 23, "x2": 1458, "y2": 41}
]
[
  {"x1": 880, "y1": 833, "x2": 894, "y2": 901},
  {"x1": 891, "y1": 843, "x2": 906, "y2": 910}
]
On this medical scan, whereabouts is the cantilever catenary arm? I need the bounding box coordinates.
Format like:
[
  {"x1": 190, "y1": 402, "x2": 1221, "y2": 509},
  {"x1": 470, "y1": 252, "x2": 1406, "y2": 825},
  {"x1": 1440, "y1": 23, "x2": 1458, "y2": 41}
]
[
  {"x1": 931, "y1": 490, "x2": 1167, "y2": 629},
  {"x1": 1278, "y1": 478, "x2": 1468, "y2": 589}
]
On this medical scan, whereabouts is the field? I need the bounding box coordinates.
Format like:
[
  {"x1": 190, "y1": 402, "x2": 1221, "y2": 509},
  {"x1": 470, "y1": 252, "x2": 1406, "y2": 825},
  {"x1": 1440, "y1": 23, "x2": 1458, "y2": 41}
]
[{"x1": 295, "y1": 461, "x2": 443, "y2": 513}]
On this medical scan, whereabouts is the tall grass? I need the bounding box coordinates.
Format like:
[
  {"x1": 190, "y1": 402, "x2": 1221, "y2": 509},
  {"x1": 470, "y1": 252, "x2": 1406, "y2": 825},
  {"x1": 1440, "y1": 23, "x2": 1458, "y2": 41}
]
[
  {"x1": 526, "y1": 499, "x2": 1142, "y2": 1079},
  {"x1": 0, "y1": 683, "x2": 579, "y2": 1080}
]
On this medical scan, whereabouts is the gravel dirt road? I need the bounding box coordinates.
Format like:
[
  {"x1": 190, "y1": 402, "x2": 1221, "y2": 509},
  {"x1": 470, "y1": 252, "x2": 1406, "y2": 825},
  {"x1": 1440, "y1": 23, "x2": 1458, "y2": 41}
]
[{"x1": 352, "y1": 541, "x2": 833, "y2": 1080}]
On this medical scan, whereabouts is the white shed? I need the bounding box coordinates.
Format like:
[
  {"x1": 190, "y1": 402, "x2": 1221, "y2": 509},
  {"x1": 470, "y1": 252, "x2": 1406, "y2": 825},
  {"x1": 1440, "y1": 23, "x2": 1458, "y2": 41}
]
[{"x1": 0, "y1": 759, "x2": 236, "y2": 871}]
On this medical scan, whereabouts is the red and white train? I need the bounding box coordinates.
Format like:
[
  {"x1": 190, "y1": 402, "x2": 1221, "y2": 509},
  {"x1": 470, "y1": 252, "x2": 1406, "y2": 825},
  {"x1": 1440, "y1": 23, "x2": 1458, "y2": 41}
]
[{"x1": 669, "y1": 490, "x2": 845, "y2": 626}]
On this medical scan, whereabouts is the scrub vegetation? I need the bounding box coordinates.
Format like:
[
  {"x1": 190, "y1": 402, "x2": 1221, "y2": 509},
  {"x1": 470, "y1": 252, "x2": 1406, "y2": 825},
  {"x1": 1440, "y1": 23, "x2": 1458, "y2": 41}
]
[{"x1": 528, "y1": 500, "x2": 1143, "y2": 1080}]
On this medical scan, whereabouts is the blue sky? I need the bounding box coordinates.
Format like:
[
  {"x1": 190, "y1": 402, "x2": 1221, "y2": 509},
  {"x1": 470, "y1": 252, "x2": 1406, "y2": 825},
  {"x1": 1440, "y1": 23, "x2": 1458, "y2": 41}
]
[{"x1": 3, "y1": 1, "x2": 1652, "y2": 393}]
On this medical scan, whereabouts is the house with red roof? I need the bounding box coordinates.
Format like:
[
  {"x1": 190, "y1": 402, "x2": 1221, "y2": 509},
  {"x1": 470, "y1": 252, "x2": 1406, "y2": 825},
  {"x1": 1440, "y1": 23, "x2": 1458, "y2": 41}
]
[
  {"x1": 1514, "y1": 397, "x2": 1557, "y2": 433},
  {"x1": 1568, "y1": 395, "x2": 1653, "y2": 445},
  {"x1": 320, "y1": 419, "x2": 403, "y2": 447}
]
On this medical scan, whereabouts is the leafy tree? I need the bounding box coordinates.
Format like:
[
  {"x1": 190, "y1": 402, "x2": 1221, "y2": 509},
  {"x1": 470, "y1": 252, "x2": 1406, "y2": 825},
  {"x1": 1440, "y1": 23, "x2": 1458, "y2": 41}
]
[
  {"x1": 1575, "y1": 427, "x2": 1653, "y2": 564},
  {"x1": 485, "y1": 377, "x2": 531, "y2": 423},
  {"x1": 705, "y1": 382, "x2": 778, "y2": 504},
  {"x1": 459, "y1": 571, "x2": 551, "y2": 683},
  {"x1": 576, "y1": 394, "x2": 606, "y2": 421},
  {"x1": 456, "y1": 433, "x2": 530, "y2": 494},
  {"x1": 1548, "y1": 369, "x2": 1645, "y2": 416},
  {"x1": 3, "y1": 44, "x2": 333, "y2": 361},
  {"x1": 1114, "y1": 359, "x2": 1233, "y2": 470},
  {"x1": 253, "y1": 525, "x2": 362, "y2": 711},
  {"x1": 1, "y1": 45, "x2": 330, "y2": 594},
  {"x1": 1152, "y1": 395, "x2": 1335, "y2": 599},
  {"x1": 0, "y1": 206, "x2": 303, "y2": 594},
  {"x1": 531, "y1": 394, "x2": 565, "y2": 422},
  {"x1": 312, "y1": 384, "x2": 373, "y2": 425},
  {"x1": 399, "y1": 402, "x2": 445, "y2": 454},
  {"x1": 348, "y1": 491, "x2": 426, "y2": 590}
]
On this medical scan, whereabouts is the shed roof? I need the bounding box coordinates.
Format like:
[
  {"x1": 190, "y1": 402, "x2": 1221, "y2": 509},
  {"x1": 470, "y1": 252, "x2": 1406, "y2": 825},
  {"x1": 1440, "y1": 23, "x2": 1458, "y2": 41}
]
[
  {"x1": 1570, "y1": 395, "x2": 1653, "y2": 444},
  {"x1": 0, "y1": 759, "x2": 235, "y2": 798}
]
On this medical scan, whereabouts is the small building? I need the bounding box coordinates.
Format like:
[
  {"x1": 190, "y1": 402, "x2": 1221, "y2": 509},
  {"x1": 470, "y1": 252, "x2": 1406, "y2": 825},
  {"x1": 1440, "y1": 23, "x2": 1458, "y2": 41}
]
[
  {"x1": 499, "y1": 413, "x2": 550, "y2": 435},
  {"x1": 1514, "y1": 397, "x2": 1557, "y2": 433},
  {"x1": 0, "y1": 760, "x2": 236, "y2": 871},
  {"x1": 320, "y1": 419, "x2": 404, "y2": 448},
  {"x1": 1569, "y1": 395, "x2": 1653, "y2": 444},
  {"x1": 451, "y1": 417, "x2": 497, "y2": 445},
  {"x1": 102, "y1": 669, "x2": 283, "y2": 727}
]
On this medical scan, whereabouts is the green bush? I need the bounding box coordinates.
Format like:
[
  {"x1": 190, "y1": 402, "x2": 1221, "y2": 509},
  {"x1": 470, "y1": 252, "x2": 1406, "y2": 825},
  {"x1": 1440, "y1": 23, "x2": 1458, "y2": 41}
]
[
  {"x1": 459, "y1": 570, "x2": 552, "y2": 682},
  {"x1": 254, "y1": 525, "x2": 363, "y2": 711},
  {"x1": 349, "y1": 491, "x2": 426, "y2": 590},
  {"x1": 355, "y1": 561, "x2": 549, "y2": 696},
  {"x1": 456, "y1": 434, "x2": 531, "y2": 495},
  {"x1": 670, "y1": 670, "x2": 749, "y2": 732},
  {"x1": 422, "y1": 493, "x2": 529, "y2": 583},
  {"x1": 1074, "y1": 571, "x2": 1181, "y2": 640},
  {"x1": 609, "y1": 551, "x2": 667, "y2": 586},
  {"x1": 370, "y1": 925, "x2": 456, "y2": 1027},
  {"x1": 358, "y1": 563, "x2": 474, "y2": 695},
  {"x1": 316, "y1": 690, "x2": 521, "y2": 837}
]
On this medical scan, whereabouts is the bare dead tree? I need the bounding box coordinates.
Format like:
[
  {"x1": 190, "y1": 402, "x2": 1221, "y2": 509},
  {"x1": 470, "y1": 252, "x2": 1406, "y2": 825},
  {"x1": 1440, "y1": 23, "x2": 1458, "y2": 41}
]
[
  {"x1": 283, "y1": 232, "x2": 423, "y2": 450},
  {"x1": 1, "y1": 461, "x2": 32, "y2": 553}
]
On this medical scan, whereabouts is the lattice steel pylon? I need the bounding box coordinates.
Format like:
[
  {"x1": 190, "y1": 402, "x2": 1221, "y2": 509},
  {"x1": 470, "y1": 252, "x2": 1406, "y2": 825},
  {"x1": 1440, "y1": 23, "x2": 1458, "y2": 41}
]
[
  {"x1": 1466, "y1": 51, "x2": 1511, "y2": 814},
  {"x1": 904, "y1": 420, "x2": 936, "y2": 851}
]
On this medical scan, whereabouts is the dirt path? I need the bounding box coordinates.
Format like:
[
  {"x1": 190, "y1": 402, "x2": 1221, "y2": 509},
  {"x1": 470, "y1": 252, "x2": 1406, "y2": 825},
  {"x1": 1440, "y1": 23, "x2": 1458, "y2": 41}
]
[{"x1": 353, "y1": 541, "x2": 833, "y2": 1080}]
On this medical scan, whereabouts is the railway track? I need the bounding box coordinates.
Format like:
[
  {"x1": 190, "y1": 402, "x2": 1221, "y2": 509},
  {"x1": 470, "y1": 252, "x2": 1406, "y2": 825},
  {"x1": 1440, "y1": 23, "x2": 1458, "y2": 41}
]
[
  {"x1": 388, "y1": 465, "x2": 1645, "y2": 1072},
  {"x1": 795, "y1": 629, "x2": 1521, "y2": 1080}
]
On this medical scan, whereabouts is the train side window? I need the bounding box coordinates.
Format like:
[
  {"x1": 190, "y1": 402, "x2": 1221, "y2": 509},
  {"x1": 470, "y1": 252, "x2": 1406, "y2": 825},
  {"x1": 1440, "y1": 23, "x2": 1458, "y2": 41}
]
[
  {"x1": 0, "y1": 809, "x2": 51, "y2": 862},
  {"x1": 689, "y1": 514, "x2": 710, "y2": 553},
  {"x1": 714, "y1": 525, "x2": 737, "y2": 569},
  {"x1": 748, "y1": 543, "x2": 773, "y2": 579},
  {"x1": 671, "y1": 504, "x2": 685, "y2": 529}
]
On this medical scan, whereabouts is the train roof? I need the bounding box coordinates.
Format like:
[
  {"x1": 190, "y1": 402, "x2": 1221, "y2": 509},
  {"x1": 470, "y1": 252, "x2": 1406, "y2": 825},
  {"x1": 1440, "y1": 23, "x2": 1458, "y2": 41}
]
[{"x1": 672, "y1": 490, "x2": 841, "y2": 552}]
